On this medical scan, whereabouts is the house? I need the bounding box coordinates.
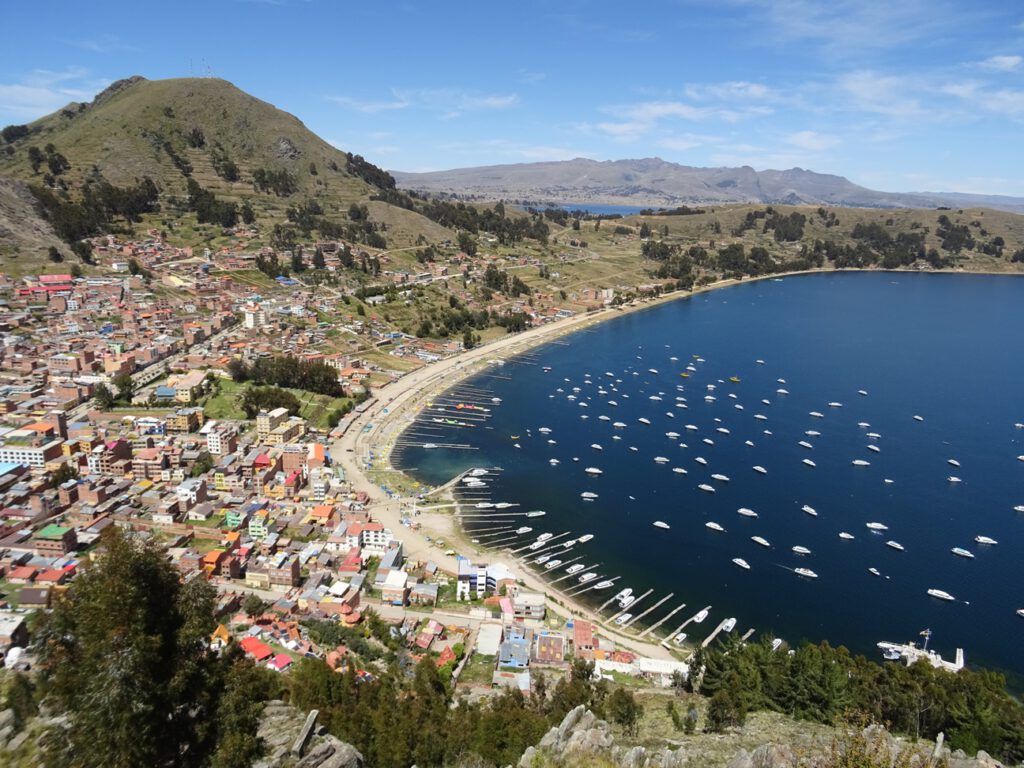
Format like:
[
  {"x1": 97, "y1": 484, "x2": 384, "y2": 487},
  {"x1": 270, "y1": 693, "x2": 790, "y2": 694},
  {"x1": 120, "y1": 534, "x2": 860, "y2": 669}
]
[
  {"x1": 0, "y1": 610, "x2": 29, "y2": 650},
  {"x1": 512, "y1": 590, "x2": 546, "y2": 620},
  {"x1": 173, "y1": 370, "x2": 208, "y2": 403},
  {"x1": 534, "y1": 633, "x2": 565, "y2": 665},
  {"x1": 491, "y1": 670, "x2": 530, "y2": 692},
  {"x1": 499, "y1": 637, "x2": 531, "y2": 668},
  {"x1": 573, "y1": 620, "x2": 595, "y2": 659},
  {"x1": 268, "y1": 653, "x2": 293, "y2": 672},
  {"x1": 409, "y1": 582, "x2": 438, "y2": 606},
  {"x1": 33, "y1": 524, "x2": 77, "y2": 556},
  {"x1": 476, "y1": 622, "x2": 502, "y2": 656},
  {"x1": 209, "y1": 624, "x2": 232, "y2": 650},
  {"x1": 239, "y1": 636, "x2": 273, "y2": 662},
  {"x1": 381, "y1": 569, "x2": 409, "y2": 605},
  {"x1": 18, "y1": 587, "x2": 51, "y2": 609}
]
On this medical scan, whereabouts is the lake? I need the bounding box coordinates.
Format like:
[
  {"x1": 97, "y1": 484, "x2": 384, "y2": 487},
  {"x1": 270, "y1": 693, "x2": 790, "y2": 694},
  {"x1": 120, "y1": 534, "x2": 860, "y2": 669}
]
[{"x1": 396, "y1": 272, "x2": 1024, "y2": 680}]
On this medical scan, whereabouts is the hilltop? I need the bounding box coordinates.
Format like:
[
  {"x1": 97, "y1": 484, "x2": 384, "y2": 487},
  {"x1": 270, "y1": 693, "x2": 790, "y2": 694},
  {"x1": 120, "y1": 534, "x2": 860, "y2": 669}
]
[
  {"x1": 392, "y1": 157, "x2": 1024, "y2": 212},
  {"x1": 0, "y1": 76, "x2": 454, "y2": 269}
]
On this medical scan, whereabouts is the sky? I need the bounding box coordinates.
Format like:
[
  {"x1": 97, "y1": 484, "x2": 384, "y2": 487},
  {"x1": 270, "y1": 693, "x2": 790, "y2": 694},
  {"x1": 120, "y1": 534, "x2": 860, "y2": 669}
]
[{"x1": 2, "y1": 0, "x2": 1024, "y2": 195}]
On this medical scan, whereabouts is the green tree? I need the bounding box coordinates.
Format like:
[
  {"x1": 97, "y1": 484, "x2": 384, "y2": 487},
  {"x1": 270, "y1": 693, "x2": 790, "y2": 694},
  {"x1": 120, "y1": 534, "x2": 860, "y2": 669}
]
[
  {"x1": 457, "y1": 231, "x2": 477, "y2": 256},
  {"x1": 51, "y1": 462, "x2": 79, "y2": 488},
  {"x1": 27, "y1": 145, "x2": 44, "y2": 173},
  {"x1": 112, "y1": 372, "x2": 135, "y2": 403},
  {"x1": 242, "y1": 594, "x2": 265, "y2": 617},
  {"x1": 34, "y1": 527, "x2": 221, "y2": 768},
  {"x1": 312, "y1": 246, "x2": 326, "y2": 269},
  {"x1": 47, "y1": 246, "x2": 64, "y2": 263},
  {"x1": 191, "y1": 451, "x2": 214, "y2": 477},
  {"x1": 706, "y1": 688, "x2": 746, "y2": 732},
  {"x1": 240, "y1": 201, "x2": 255, "y2": 225},
  {"x1": 93, "y1": 383, "x2": 115, "y2": 410},
  {"x1": 607, "y1": 687, "x2": 642, "y2": 735}
]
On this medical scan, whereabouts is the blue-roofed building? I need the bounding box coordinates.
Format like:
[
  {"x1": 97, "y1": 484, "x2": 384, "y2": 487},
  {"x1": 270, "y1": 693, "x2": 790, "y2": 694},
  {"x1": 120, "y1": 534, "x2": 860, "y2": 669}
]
[{"x1": 499, "y1": 638, "x2": 530, "y2": 669}]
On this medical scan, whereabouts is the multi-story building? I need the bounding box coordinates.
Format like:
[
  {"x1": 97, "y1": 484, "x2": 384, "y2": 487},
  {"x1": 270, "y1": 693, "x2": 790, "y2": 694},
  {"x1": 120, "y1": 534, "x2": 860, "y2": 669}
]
[
  {"x1": 0, "y1": 438, "x2": 64, "y2": 468},
  {"x1": 256, "y1": 407, "x2": 289, "y2": 441}
]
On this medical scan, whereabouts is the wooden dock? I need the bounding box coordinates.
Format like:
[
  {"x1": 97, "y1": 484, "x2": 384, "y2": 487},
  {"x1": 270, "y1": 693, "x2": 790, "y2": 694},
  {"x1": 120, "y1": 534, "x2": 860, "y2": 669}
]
[
  {"x1": 623, "y1": 592, "x2": 674, "y2": 629},
  {"x1": 701, "y1": 618, "x2": 735, "y2": 648},
  {"x1": 606, "y1": 588, "x2": 652, "y2": 623},
  {"x1": 637, "y1": 601, "x2": 687, "y2": 639}
]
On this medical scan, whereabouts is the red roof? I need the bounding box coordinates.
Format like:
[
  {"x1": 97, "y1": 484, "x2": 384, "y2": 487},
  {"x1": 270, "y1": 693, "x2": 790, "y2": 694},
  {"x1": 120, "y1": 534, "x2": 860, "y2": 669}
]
[
  {"x1": 40, "y1": 274, "x2": 73, "y2": 283},
  {"x1": 268, "y1": 653, "x2": 293, "y2": 671},
  {"x1": 239, "y1": 636, "x2": 273, "y2": 661}
]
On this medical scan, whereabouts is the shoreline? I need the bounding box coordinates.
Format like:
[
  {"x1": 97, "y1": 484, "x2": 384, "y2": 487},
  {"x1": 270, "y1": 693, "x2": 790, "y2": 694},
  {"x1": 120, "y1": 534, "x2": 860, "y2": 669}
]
[{"x1": 329, "y1": 266, "x2": 1022, "y2": 658}]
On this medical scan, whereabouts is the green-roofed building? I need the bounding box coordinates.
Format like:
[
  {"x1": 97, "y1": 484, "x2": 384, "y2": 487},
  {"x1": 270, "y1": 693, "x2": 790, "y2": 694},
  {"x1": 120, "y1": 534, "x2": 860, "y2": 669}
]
[{"x1": 34, "y1": 523, "x2": 77, "y2": 556}]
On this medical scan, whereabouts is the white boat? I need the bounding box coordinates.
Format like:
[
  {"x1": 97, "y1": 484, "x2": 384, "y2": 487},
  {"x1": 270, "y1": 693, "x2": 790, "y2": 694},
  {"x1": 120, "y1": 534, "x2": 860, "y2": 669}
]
[
  {"x1": 526, "y1": 510, "x2": 547, "y2": 518},
  {"x1": 777, "y1": 388, "x2": 789, "y2": 395},
  {"x1": 593, "y1": 580, "x2": 614, "y2": 590},
  {"x1": 653, "y1": 521, "x2": 671, "y2": 529},
  {"x1": 852, "y1": 459, "x2": 871, "y2": 466},
  {"x1": 951, "y1": 547, "x2": 974, "y2": 559},
  {"x1": 580, "y1": 492, "x2": 598, "y2": 500},
  {"x1": 974, "y1": 535, "x2": 998, "y2": 545},
  {"x1": 947, "y1": 476, "x2": 962, "y2": 483},
  {"x1": 948, "y1": 459, "x2": 961, "y2": 467},
  {"x1": 613, "y1": 422, "x2": 627, "y2": 428},
  {"x1": 578, "y1": 572, "x2": 597, "y2": 583},
  {"x1": 716, "y1": 427, "x2": 731, "y2": 434},
  {"x1": 648, "y1": 368, "x2": 658, "y2": 374},
  {"x1": 685, "y1": 424, "x2": 699, "y2": 431},
  {"x1": 666, "y1": 431, "x2": 680, "y2": 439},
  {"x1": 722, "y1": 618, "x2": 737, "y2": 632},
  {"x1": 839, "y1": 532, "x2": 855, "y2": 540},
  {"x1": 654, "y1": 456, "x2": 670, "y2": 464},
  {"x1": 792, "y1": 545, "x2": 811, "y2": 555},
  {"x1": 528, "y1": 541, "x2": 546, "y2": 551},
  {"x1": 598, "y1": 415, "x2": 611, "y2": 421},
  {"x1": 751, "y1": 535, "x2": 771, "y2": 547},
  {"x1": 534, "y1": 555, "x2": 550, "y2": 564},
  {"x1": 886, "y1": 540, "x2": 905, "y2": 551},
  {"x1": 777, "y1": 378, "x2": 786, "y2": 384},
  {"x1": 927, "y1": 588, "x2": 955, "y2": 601},
  {"x1": 698, "y1": 483, "x2": 716, "y2": 493},
  {"x1": 702, "y1": 438, "x2": 715, "y2": 446},
  {"x1": 566, "y1": 564, "x2": 584, "y2": 575},
  {"x1": 771, "y1": 638, "x2": 784, "y2": 651},
  {"x1": 584, "y1": 467, "x2": 603, "y2": 475},
  {"x1": 858, "y1": 390, "x2": 868, "y2": 396},
  {"x1": 745, "y1": 440, "x2": 755, "y2": 447},
  {"x1": 516, "y1": 527, "x2": 533, "y2": 535},
  {"x1": 672, "y1": 467, "x2": 688, "y2": 475},
  {"x1": 1018, "y1": 455, "x2": 1024, "y2": 462},
  {"x1": 738, "y1": 508, "x2": 758, "y2": 518},
  {"x1": 638, "y1": 417, "x2": 651, "y2": 425},
  {"x1": 549, "y1": 458, "x2": 560, "y2": 465},
  {"x1": 858, "y1": 422, "x2": 871, "y2": 428},
  {"x1": 794, "y1": 568, "x2": 818, "y2": 579},
  {"x1": 562, "y1": 539, "x2": 578, "y2": 548},
  {"x1": 673, "y1": 632, "x2": 688, "y2": 645},
  {"x1": 423, "y1": 442, "x2": 438, "y2": 449},
  {"x1": 913, "y1": 415, "x2": 924, "y2": 422},
  {"x1": 711, "y1": 473, "x2": 730, "y2": 482},
  {"x1": 475, "y1": 502, "x2": 495, "y2": 509},
  {"x1": 619, "y1": 595, "x2": 636, "y2": 608},
  {"x1": 866, "y1": 522, "x2": 888, "y2": 531},
  {"x1": 495, "y1": 502, "x2": 514, "y2": 509},
  {"x1": 754, "y1": 414, "x2": 767, "y2": 421},
  {"x1": 866, "y1": 432, "x2": 881, "y2": 439},
  {"x1": 649, "y1": 395, "x2": 662, "y2": 401},
  {"x1": 732, "y1": 558, "x2": 750, "y2": 570},
  {"x1": 801, "y1": 504, "x2": 818, "y2": 516},
  {"x1": 869, "y1": 567, "x2": 881, "y2": 576},
  {"x1": 799, "y1": 440, "x2": 813, "y2": 449},
  {"x1": 828, "y1": 402, "x2": 842, "y2": 408},
  {"x1": 705, "y1": 521, "x2": 725, "y2": 532},
  {"x1": 545, "y1": 559, "x2": 563, "y2": 570},
  {"x1": 692, "y1": 609, "x2": 709, "y2": 623},
  {"x1": 578, "y1": 534, "x2": 594, "y2": 543},
  {"x1": 614, "y1": 588, "x2": 633, "y2": 601},
  {"x1": 752, "y1": 465, "x2": 767, "y2": 474},
  {"x1": 867, "y1": 445, "x2": 880, "y2": 453},
  {"x1": 614, "y1": 613, "x2": 633, "y2": 625},
  {"x1": 537, "y1": 533, "x2": 553, "y2": 542},
  {"x1": 805, "y1": 430, "x2": 821, "y2": 437},
  {"x1": 802, "y1": 459, "x2": 817, "y2": 467},
  {"x1": 1016, "y1": 506, "x2": 1024, "y2": 513},
  {"x1": 809, "y1": 411, "x2": 824, "y2": 418},
  {"x1": 1017, "y1": 609, "x2": 1024, "y2": 618},
  {"x1": 591, "y1": 443, "x2": 603, "y2": 450}
]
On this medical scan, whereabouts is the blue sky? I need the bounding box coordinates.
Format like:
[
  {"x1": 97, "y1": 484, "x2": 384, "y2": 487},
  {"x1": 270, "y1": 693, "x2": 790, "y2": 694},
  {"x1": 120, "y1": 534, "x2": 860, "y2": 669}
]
[{"x1": 2, "y1": 1, "x2": 1024, "y2": 194}]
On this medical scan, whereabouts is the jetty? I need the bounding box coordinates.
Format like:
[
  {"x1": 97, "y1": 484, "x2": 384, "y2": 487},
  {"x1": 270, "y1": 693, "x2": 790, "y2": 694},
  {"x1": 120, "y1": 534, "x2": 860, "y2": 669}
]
[
  {"x1": 638, "y1": 601, "x2": 687, "y2": 639},
  {"x1": 622, "y1": 592, "x2": 674, "y2": 629}
]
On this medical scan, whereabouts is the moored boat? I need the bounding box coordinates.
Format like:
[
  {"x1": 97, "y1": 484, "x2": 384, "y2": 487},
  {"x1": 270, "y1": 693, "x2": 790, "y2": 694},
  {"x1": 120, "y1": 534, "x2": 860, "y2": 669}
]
[
  {"x1": 732, "y1": 557, "x2": 751, "y2": 569},
  {"x1": 705, "y1": 521, "x2": 725, "y2": 532},
  {"x1": 927, "y1": 588, "x2": 955, "y2": 601},
  {"x1": 951, "y1": 547, "x2": 974, "y2": 559},
  {"x1": 751, "y1": 535, "x2": 771, "y2": 547},
  {"x1": 794, "y1": 567, "x2": 818, "y2": 578}
]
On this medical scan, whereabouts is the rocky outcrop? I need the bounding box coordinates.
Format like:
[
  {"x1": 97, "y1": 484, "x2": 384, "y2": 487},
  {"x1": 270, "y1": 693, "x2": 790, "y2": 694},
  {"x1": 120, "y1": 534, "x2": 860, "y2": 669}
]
[
  {"x1": 254, "y1": 701, "x2": 362, "y2": 768},
  {"x1": 518, "y1": 706, "x2": 1010, "y2": 768}
]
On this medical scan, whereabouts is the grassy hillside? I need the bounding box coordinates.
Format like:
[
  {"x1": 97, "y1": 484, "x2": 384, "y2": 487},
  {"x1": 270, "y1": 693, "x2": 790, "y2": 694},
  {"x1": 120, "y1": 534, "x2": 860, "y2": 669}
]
[{"x1": 0, "y1": 76, "x2": 455, "y2": 271}]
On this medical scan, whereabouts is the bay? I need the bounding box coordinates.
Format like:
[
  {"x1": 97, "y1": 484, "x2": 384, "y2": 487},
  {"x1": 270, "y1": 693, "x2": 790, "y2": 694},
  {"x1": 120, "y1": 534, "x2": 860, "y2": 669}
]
[{"x1": 396, "y1": 272, "x2": 1024, "y2": 680}]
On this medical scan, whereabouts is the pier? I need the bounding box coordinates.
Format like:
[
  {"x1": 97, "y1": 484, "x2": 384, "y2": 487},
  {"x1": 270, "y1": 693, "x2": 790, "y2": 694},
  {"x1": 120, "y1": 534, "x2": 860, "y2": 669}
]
[
  {"x1": 637, "y1": 601, "x2": 687, "y2": 639},
  {"x1": 606, "y1": 588, "x2": 653, "y2": 622},
  {"x1": 622, "y1": 592, "x2": 674, "y2": 629},
  {"x1": 702, "y1": 618, "x2": 735, "y2": 648}
]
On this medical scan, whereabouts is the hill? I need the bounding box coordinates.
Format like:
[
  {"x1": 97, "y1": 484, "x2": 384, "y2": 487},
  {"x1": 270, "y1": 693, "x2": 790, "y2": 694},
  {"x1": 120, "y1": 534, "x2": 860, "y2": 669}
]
[
  {"x1": 392, "y1": 157, "x2": 1024, "y2": 212},
  {"x1": 0, "y1": 76, "x2": 454, "y2": 271}
]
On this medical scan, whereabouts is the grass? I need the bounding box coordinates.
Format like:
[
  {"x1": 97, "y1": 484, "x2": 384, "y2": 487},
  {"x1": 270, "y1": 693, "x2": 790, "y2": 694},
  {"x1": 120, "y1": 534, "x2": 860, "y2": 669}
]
[
  {"x1": 459, "y1": 653, "x2": 496, "y2": 685},
  {"x1": 200, "y1": 379, "x2": 352, "y2": 429}
]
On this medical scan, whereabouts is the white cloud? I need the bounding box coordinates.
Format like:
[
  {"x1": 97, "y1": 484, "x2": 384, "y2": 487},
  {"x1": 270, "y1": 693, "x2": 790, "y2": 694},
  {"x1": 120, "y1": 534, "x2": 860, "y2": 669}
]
[
  {"x1": 837, "y1": 70, "x2": 924, "y2": 119},
  {"x1": 0, "y1": 68, "x2": 108, "y2": 120},
  {"x1": 784, "y1": 130, "x2": 840, "y2": 151},
  {"x1": 683, "y1": 81, "x2": 776, "y2": 102},
  {"x1": 329, "y1": 88, "x2": 517, "y2": 117},
  {"x1": 978, "y1": 55, "x2": 1022, "y2": 72}
]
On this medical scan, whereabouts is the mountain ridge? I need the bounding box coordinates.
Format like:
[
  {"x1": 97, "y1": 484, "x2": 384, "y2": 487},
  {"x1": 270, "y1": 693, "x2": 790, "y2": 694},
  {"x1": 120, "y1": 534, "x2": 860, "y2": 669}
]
[{"x1": 391, "y1": 157, "x2": 1024, "y2": 212}]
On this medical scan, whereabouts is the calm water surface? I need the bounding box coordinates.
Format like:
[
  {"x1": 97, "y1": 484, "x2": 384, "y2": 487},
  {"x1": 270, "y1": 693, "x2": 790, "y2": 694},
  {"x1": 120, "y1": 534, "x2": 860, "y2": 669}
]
[{"x1": 397, "y1": 272, "x2": 1024, "y2": 679}]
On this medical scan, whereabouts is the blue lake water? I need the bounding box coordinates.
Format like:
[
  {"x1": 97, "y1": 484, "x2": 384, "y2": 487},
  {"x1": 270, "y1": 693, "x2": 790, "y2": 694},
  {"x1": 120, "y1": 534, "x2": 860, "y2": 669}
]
[{"x1": 396, "y1": 272, "x2": 1024, "y2": 680}]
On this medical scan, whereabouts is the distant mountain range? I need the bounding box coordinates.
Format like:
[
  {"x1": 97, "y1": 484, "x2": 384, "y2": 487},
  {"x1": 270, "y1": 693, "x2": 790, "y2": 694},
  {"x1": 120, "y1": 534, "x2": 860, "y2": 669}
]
[{"x1": 392, "y1": 157, "x2": 1024, "y2": 213}]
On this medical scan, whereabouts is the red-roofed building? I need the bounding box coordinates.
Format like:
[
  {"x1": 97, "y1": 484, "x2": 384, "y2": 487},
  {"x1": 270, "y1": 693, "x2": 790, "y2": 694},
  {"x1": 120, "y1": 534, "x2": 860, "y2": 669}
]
[
  {"x1": 267, "y1": 653, "x2": 293, "y2": 672},
  {"x1": 239, "y1": 636, "x2": 273, "y2": 661},
  {"x1": 573, "y1": 620, "x2": 595, "y2": 659}
]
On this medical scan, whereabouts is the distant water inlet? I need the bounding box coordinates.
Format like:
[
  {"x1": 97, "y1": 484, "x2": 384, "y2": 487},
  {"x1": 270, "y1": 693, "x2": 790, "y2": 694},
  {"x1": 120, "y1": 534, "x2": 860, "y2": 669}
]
[{"x1": 396, "y1": 272, "x2": 1024, "y2": 679}]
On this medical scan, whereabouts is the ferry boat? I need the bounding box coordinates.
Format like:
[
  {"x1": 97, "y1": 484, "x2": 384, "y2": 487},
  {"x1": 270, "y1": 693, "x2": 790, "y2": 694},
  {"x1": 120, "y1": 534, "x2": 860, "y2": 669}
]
[
  {"x1": 672, "y1": 467, "x2": 688, "y2": 475},
  {"x1": 738, "y1": 507, "x2": 758, "y2": 518},
  {"x1": 722, "y1": 618, "x2": 737, "y2": 632},
  {"x1": 692, "y1": 609, "x2": 709, "y2": 623},
  {"x1": 866, "y1": 522, "x2": 889, "y2": 531},
  {"x1": 705, "y1": 521, "x2": 725, "y2": 532},
  {"x1": 711, "y1": 473, "x2": 730, "y2": 482},
  {"x1": 951, "y1": 547, "x2": 974, "y2": 559},
  {"x1": 653, "y1": 521, "x2": 670, "y2": 529},
  {"x1": 974, "y1": 535, "x2": 998, "y2": 545},
  {"x1": 732, "y1": 558, "x2": 751, "y2": 570},
  {"x1": 753, "y1": 465, "x2": 767, "y2": 474},
  {"x1": 792, "y1": 545, "x2": 811, "y2": 555},
  {"x1": 927, "y1": 588, "x2": 955, "y2": 601},
  {"x1": 886, "y1": 540, "x2": 905, "y2": 551},
  {"x1": 584, "y1": 467, "x2": 603, "y2": 475},
  {"x1": 593, "y1": 580, "x2": 614, "y2": 590},
  {"x1": 751, "y1": 536, "x2": 771, "y2": 548},
  {"x1": 801, "y1": 504, "x2": 818, "y2": 517},
  {"x1": 566, "y1": 564, "x2": 584, "y2": 575},
  {"x1": 638, "y1": 417, "x2": 651, "y2": 425},
  {"x1": 578, "y1": 534, "x2": 594, "y2": 543},
  {"x1": 852, "y1": 459, "x2": 871, "y2": 466},
  {"x1": 794, "y1": 568, "x2": 818, "y2": 579},
  {"x1": 802, "y1": 459, "x2": 817, "y2": 467},
  {"x1": 839, "y1": 532, "x2": 855, "y2": 540},
  {"x1": 526, "y1": 510, "x2": 547, "y2": 518},
  {"x1": 698, "y1": 483, "x2": 716, "y2": 493}
]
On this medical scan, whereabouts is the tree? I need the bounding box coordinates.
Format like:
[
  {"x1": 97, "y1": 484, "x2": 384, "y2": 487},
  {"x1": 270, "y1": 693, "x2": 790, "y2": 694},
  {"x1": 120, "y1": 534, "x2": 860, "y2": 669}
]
[
  {"x1": 51, "y1": 461, "x2": 79, "y2": 488},
  {"x1": 27, "y1": 145, "x2": 44, "y2": 173},
  {"x1": 47, "y1": 246, "x2": 64, "y2": 263},
  {"x1": 312, "y1": 246, "x2": 326, "y2": 269},
  {"x1": 2, "y1": 124, "x2": 30, "y2": 143},
  {"x1": 191, "y1": 451, "x2": 214, "y2": 477},
  {"x1": 242, "y1": 594, "x2": 265, "y2": 618},
  {"x1": 34, "y1": 527, "x2": 221, "y2": 768},
  {"x1": 607, "y1": 687, "x2": 642, "y2": 736},
  {"x1": 240, "y1": 201, "x2": 256, "y2": 225},
  {"x1": 93, "y1": 383, "x2": 115, "y2": 410},
  {"x1": 112, "y1": 372, "x2": 135, "y2": 403},
  {"x1": 457, "y1": 231, "x2": 478, "y2": 256},
  {"x1": 70, "y1": 263, "x2": 84, "y2": 278},
  {"x1": 462, "y1": 328, "x2": 476, "y2": 350},
  {"x1": 706, "y1": 688, "x2": 746, "y2": 731}
]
